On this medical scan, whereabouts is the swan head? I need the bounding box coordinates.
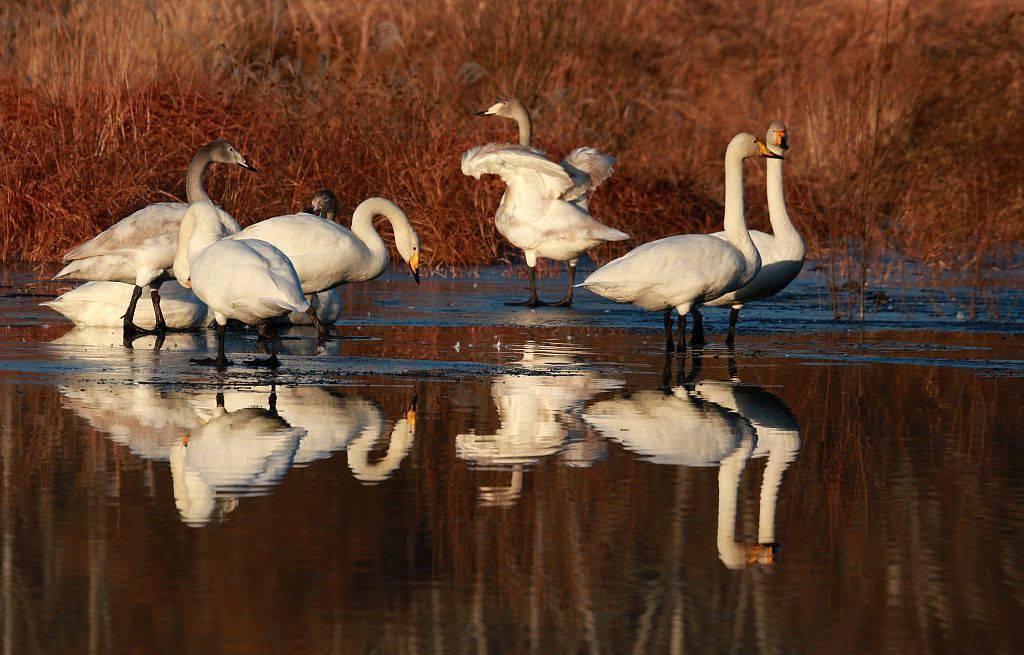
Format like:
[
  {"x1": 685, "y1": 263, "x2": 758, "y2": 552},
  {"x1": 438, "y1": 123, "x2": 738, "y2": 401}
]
[
  {"x1": 766, "y1": 121, "x2": 789, "y2": 155},
  {"x1": 304, "y1": 189, "x2": 339, "y2": 221},
  {"x1": 207, "y1": 138, "x2": 259, "y2": 172},
  {"x1": 475, "y1": 97, "x2": 525, "y2": 119},
  {"x1": 729, "y1": 132, "x2": 784, "y2": 161},
  {"x1": 397, "y1": 227, "x2": 421, "y2": 284}
]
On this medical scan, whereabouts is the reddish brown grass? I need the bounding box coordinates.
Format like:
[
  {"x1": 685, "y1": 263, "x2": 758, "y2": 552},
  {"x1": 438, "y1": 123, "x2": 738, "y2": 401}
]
[{"x1": 1, "y1": 0, "x2": 1021, "y2": 288}]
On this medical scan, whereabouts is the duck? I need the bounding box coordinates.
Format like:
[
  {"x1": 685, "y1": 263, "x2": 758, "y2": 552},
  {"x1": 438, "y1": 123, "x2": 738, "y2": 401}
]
[
  {"x1": 232, "y1": 192, "x2": 420, "y2": 339},
  {"x1": 701, "y1": 122, "x2": 804, "y2": 345},
  {"x1": 577, "y1": 133, "x2": 780, "y2": 351},
  {"x1": 54, "y1": 139, "x2": 256, "y2": 338},
  {"x1": 465, "y1": 97, "x2": 627, "y2": 307},
  {"x1": 174, "y1": 197, "x2": 309, "y2": 368}
]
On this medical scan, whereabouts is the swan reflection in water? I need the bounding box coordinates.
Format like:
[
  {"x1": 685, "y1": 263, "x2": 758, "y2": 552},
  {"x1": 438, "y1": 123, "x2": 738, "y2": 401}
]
[
  {"x1": 456, "y1": 341, "x2": 621, "y2": 506},
  {"x1": 58, "y1": 379, "x2": 417, "y2": 526},
  {"x1": 583, "y1": 352, "x2": 801, "y2": 568}
]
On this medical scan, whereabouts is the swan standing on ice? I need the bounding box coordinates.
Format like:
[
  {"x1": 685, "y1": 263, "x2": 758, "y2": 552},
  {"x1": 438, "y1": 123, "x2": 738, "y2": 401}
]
[
  {"x1": 701, "y1": 122, "x2": 804, "y2": 345},
  {"x1": 54, "y1": 139, "x2": 256, "y2": 338},
  {"x1": 175, "y1": 196, "x2": 309, "y2": 369},
  {"x1": 233, "y1": 192, "x2": 420, "y2": 339},
  {"x1": 577, "y1": 133, "x2": 781, "y2": 351},
  {"x1": 466, "y1": 98, "x2": 627, "y2": 307}
]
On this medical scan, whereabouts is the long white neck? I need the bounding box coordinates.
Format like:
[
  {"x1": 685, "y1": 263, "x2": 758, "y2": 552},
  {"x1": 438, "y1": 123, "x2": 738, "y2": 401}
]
[
  {"x1": 347, "y1": 418, "x2": 414, "y2": 484},
  {"x1": 757, "y1": 438, "x2": 799, "y2": 544},
  {"x1": 510, "y1": 104, "x2": 532, "y2": 146},
  {"x1": 766, "y1": 157, "x2": 804, "y2": 254},
  {"x1": 173, "y1": 202, "x2": 228, "y2": 286},
  {"x1": 350, "y1": 198, "x2": 413, "y2": 279},
  {"x1": 717, "y1": 435, "x2": 754, "y2": 569},
  {"x1": 723, "y1": 148, "x2": 761, "y2": 283},
  {"x1": 185, "y1": 144, "x2": 216, "y2": 204}
]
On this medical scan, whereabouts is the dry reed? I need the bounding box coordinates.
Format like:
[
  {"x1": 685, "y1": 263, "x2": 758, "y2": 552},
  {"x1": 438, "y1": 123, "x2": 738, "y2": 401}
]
[{"x1": 1, "y1": 0, "x2": 1021, "y2": 296}]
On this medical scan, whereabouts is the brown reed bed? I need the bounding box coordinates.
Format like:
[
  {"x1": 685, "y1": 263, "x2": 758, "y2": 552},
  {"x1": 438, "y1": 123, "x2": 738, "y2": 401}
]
[{"x1": 1, "y1": 0, "x2": 1022, "y2": 296}]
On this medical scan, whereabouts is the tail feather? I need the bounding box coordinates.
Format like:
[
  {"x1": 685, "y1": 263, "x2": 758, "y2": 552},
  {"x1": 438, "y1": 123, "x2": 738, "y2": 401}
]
[{"x1": 53, "y1": 261, "x2": 81, "y2": 280}]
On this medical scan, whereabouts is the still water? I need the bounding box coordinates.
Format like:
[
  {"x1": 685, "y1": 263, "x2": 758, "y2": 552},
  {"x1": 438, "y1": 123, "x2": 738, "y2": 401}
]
[{"x1": 1, "y1": 269, "x2": 1023, "y2": 653}]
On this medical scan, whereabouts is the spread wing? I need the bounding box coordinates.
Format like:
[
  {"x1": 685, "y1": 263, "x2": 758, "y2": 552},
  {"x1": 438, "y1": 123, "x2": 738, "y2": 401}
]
[
  {"x1": 559, "y1": 147, "x2": 616, "y2": 206},
  {"x1": 461, "y1": 143, "x2": 574, "y2": 200}
]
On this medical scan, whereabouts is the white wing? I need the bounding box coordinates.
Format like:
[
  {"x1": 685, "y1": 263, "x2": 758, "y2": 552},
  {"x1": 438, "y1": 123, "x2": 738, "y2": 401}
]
[
  {"x1": 461, "y1": 143, "x2": 574, "y2": 200},
  {"x1": 560, "y1": 147, "x2": 616, "y2": 206}
]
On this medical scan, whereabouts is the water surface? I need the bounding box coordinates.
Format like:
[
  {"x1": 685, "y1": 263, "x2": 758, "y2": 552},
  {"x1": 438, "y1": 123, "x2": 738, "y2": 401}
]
[{"x1": 1, "y1": 267, "x2": 1023, "y2": 653}]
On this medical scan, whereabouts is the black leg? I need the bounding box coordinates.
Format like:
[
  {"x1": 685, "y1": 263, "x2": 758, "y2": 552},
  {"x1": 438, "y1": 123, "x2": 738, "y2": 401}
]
[
  {"x1": 191, "y1": 323, "x2": 231, "y2": 368},
  {"x1": 506, "y1": 264, "x2": 547, "y2": 307},
  {"x1": 150, "y1": 281, "x2": 167, "y2": 333},
  {"x1": 676, "y1": 312, "x2": 687, "y2": 354},
  {"x1": 728, "y1": 350, "x2": 739, "y2": 381},
  {"x1": 551, "y1": 263, "x2": 575, "y2": 307},
  {"x1": 122, "y1": 285, "x2": 157, "y2": 343},
  {"x1": 683, "y1": 349, "x2": 704, "y2": 387},
  {"x1": 663, "y1": 309, "x2": 675, "y2": 353},
  {"x1": 690, "y1": 309, "x2": 705, "y2": 349},
  {"x1": 247, "y1": 322, "x2": 281, "y2": 368},
  {"x1": 305, "y1": 305, "x2": 330, "y2": 342},
  {"x1": 726, "y1": 307, "x2": 740, "y2": 347}
]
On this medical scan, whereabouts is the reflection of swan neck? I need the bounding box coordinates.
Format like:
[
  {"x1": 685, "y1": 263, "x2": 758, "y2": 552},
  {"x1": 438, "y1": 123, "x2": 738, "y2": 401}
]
[
  {"x1": 347, "y1": 417, "x2": 414, "y2": 483},
  {"x1": 758, "y1": 444, "x2": 797, "y2": 544},
  {"x1": 717, "y1": 443, "x2": 750, "y2": 569}
]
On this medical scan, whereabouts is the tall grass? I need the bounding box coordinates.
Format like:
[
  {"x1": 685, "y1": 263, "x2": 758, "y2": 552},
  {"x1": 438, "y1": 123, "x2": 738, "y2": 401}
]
[{"x1": 1, "y1": 0, "x2": 1021, "y2": 293}]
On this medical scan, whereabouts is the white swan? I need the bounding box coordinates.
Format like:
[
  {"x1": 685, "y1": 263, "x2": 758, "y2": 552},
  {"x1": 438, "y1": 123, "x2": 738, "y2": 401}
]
[
  {"x1": 577, "y1": 133, "x2": 780, "y2": 351},
  {"x1": 171, "y1": 390, "x2": 304, "y2": 527},
  {"x1": 233, "y1": 194, "x2": 420, "y2": 339},
  {"x1": 582, "y1": 359, "x2": 780, "y2": 568},
  {"x1": 174, "y1": 199, "x2": 309, "y2": 368},
  {"x1": 466, "y1": 97, "x2": 627, "y2": 307},
  {"x1": 54, "y1": 139, "x2": 256, "y2": 336},
  {"x1": 208, "y1": 387, "x2": 417, "y2": 483},
  {"x1": 456, "y1": 342, "x2": 621, "y2": 505},
  {"x1": 43, "y1": 280, "x2": 340, "y2": 330},
  {"x1": 346, "y1": 397, "x2": 417, "y2": 484},
  {"x1": 476, "y1": 98, "x2": 617, "y2": 211},
  {"x1": 703, "y1": 122, "x2": 804, "y2": 345},
  {"x1": 43, "y1": 280, "x2": 211, "y2": 329}
]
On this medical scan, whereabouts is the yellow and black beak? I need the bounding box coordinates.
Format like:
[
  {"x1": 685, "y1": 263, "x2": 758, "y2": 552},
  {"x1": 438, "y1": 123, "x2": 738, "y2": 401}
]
[
  {"x1": 409, "y1": 251, "x2": 421, "y2": 284},
  {"x1": 757, "y1": 139, "x2": 784, "y2": 160},
  {"x1": 238, "y1": 156, "x2": 259, "y2": 172}
]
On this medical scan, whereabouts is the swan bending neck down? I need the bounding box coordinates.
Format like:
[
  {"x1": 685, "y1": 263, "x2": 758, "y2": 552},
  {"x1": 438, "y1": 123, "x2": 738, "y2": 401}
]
[
  {"x1": 175, "y1": 201, "x2": 309, "y2": 369},
  {"x1": 578, "y1": 133, "x2": 778, "y2": 352},
  {"x1": 702, "y1": 122, "x2": 804, "y2": 346},
  {"x1": 231, "y1": 194, "x2": 420, "y2": 341},
  {"x1": 54, "y1": 139, "x2": 255, "y2": 341}
]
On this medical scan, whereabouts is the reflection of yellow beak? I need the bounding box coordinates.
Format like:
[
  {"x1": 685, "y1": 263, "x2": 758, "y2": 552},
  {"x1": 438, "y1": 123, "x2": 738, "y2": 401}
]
[
  {"x1": 406, "y1": 410, "x2": 416, "y2": 433},
  {"x1": 756, "y1": 140, "x2": 784, "y2": 160},
  {"x1": 182, "y1": 434, "x2": 189, "y2": 446},
  {"x1": 745, "y1": 544, "x2": 776, "y2": 566},
  {"x1": 184, "y1": 277, "x2": 192, "y2": 289}
]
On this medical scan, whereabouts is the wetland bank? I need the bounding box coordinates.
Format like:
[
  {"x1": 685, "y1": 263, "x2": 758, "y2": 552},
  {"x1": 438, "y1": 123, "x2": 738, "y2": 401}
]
[{"x1": 0, "y1": 268, "x2": 1022, "y2": 653}]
